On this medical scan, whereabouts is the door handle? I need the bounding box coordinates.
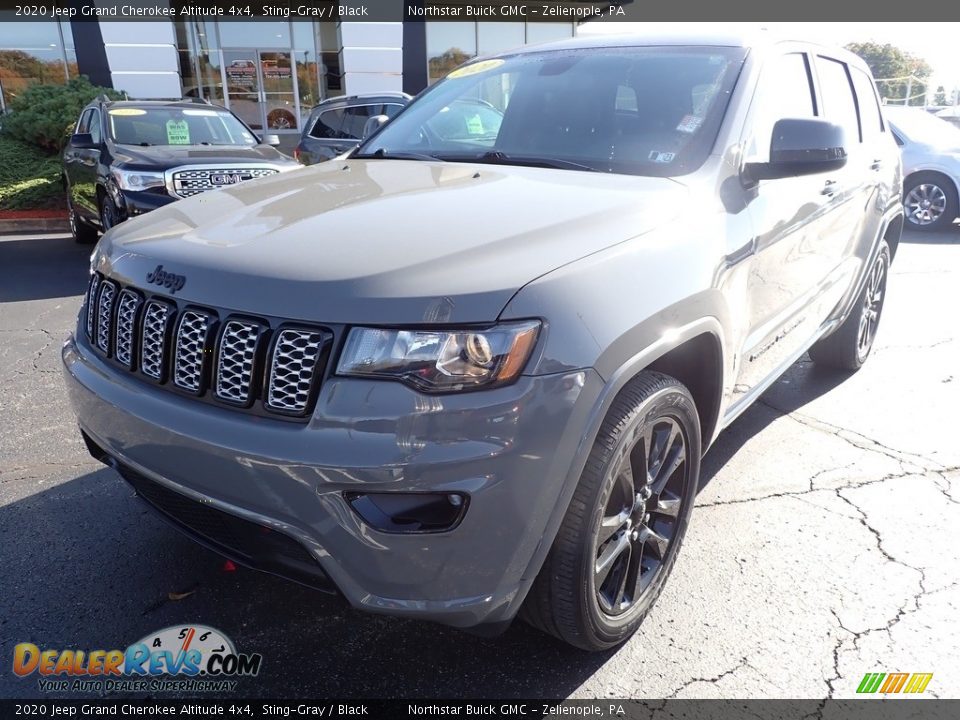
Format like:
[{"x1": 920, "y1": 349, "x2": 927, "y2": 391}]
[
  {"x1": 821, "y1": 180, "x2": 839, "y2": 196},
  {"x1": 870, "y1": 159, "x2": 883, "y2": 171}
]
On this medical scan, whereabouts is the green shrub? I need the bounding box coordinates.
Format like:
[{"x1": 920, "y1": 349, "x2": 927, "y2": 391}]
[
  {"x1": 1, "y1": 76, "x2": 123, "y2": 153},
  {"x1": 0, "y1": 134, "x2": 64, "y2": 210}
]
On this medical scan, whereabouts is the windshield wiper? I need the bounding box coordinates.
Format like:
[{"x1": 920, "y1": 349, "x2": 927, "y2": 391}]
[
  {"x1": 446, "y1": 151, "x2": 599, "y2": 173},
  {"x1": 353, "y1": 148, "x2": 440, "y2": 162}
]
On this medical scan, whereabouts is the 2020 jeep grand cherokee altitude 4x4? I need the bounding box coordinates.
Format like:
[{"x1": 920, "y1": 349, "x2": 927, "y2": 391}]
[{"x1": 63, "y1": 33, "x2": 903, "y2": 650}]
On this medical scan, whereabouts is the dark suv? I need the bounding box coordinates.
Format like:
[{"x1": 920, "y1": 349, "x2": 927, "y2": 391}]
[
  {"x1": 293, "y1": 92, "x2": 410, "y2": 165},
  {"x1": 62, "y1": 97, "x2": 298, "y2": 243},
  {"x1": 64, "y1": 34, "x2": 903, "y2": 650}
]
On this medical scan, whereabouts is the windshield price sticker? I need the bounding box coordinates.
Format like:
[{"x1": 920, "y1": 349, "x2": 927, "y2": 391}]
[
  {"x1": 165, "y1": 119, "x2": 191, "y2": 145},
  {"x1": 448, "y1": 59, "x2": 505, "y2": 79}
]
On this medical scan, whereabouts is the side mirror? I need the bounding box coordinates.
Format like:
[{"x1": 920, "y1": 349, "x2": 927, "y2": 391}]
[
  {"x1": 743, "y1": 118, "x2": 847, "y2": 182},
  {"x1": 263, "y1": 134, "x2": 281, "y2": 146},
  {"x1": 70, "y1": 132, "x2": 97, "y2": 150},
  {"x1": 361, "y1": 114, "x2": 390, "y2": 140}
]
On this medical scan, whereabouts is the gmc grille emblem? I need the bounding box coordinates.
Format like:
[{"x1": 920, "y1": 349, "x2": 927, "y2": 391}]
[
  {"x1": 146, "y1": 265, "x2": 186, "y2": 294},
  {"x1": 210, "y1": 173, "x2": 249, "y2": 186}
]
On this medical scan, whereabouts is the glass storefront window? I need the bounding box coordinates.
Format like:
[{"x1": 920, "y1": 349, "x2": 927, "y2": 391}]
[
  {"x1": 525, "y1": 23, "x2": 576, "y2": 45},
  {"x1": 427, "y1": 22, "x2": 477, "y2": 85},
  {"x1": 0, "y1": 16, "x2": 75, "y2": 108},
  {"x1": 218, "y1": 22, "x2": 290, "y2": 49},
  {"x1": 477, "y1": 22, "x2": 525, "y2": 55},
  {"x1": 293, "y1": 22, "x2": 320, "y2": 120}
]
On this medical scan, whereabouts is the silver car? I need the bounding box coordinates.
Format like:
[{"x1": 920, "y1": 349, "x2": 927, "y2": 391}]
[{"x1": 886, "y1": 106, "x2": 960, "y2": 231}]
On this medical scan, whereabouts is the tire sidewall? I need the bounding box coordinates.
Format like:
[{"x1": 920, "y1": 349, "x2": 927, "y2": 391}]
[
  {"x1": 856, "y1": 241, "x2": 891, "y2": 365},
  {"x1": 905, "y1": 173, "x2": 958, "y2": 231},
  {"x1": 579, "y1": 385, "x2": 701, "y2": 646}
]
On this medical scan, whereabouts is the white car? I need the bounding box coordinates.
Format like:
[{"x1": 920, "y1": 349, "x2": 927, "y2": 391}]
[{"x1": 885, "y1": 106, "x2": 960, "y2": 231}]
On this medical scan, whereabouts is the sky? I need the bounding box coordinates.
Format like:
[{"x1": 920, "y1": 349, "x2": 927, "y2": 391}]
[{"x1": 579, "y1": 22, "x2": 960, "y2": 97}]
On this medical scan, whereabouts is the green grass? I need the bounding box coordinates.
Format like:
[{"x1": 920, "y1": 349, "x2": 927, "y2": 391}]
[{"x1": 0, "y1": 134, "x2": 65, "y2": 211}]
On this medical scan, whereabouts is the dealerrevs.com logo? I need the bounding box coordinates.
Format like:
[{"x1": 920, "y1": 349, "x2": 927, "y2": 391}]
[{"x1": 13, "y1": 625, "x2": 262, "y2": 694}]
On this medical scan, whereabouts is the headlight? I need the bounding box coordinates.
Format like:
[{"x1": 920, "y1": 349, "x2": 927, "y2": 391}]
[
  {"x1": 110, "y1": 168, "x2": 165, "y2": 191},
  {"x1": 337, "y1": 320, "x2": 541, "y2": 392}
]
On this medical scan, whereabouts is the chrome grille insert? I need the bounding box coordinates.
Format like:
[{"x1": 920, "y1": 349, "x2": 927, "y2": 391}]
[
  {"x1": 141, "y1": 300, "x2": 173, "y2": 380},
  {"x1": 266, "y1": 328, "x2": 327, "y2": 414},
  {"x1": 215, "y1": 320, "x2": 262, "y2": 405},
  {"x1": 169, "y1": 167, "x2": 279, "y2": 199},
  {"x1": 86, "y1": 274, "x2": 101, "y2": 339},
  {"x1": 95, "y1": 281, "x2": 117, "y2": 354},
  {"x1": 113, "y1": 290, "x2": 142, "y2": 369},
  {"x1": 173, "y1": 310, "x2": 214, "y2": 392}
]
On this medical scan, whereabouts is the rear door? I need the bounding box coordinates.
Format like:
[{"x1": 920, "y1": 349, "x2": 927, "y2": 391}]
[
  {"x1": 737, "y1": 51, "x2": 836, "y2": 393},
  {"x1": 808, "y1": 55, "x2": 876, "y2": 314}
]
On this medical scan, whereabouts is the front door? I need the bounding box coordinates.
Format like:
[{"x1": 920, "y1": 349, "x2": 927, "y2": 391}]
[{"x1": 223, "y1": 49, "x2": 300, "y2": 134}]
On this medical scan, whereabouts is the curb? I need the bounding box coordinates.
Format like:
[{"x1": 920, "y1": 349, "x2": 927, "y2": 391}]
[{"x1": 0, "y1": 217, "x2": 71, "y2": 235}]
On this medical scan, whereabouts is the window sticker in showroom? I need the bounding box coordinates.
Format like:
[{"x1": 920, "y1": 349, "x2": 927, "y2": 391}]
[{"x1": 11, "y1": 625, "x2": 262, "y2": 694}]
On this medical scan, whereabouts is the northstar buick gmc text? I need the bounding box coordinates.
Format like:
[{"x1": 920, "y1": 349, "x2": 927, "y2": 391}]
[{"x1": 64, "y1": 33, "x2": 903, "y2": 650}]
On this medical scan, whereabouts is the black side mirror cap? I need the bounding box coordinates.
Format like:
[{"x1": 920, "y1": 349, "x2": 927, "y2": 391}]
[
  {"x1": 743, "y1": 118, "x2": 847, "y2": 183},
  {"x1": 70, "y1": 132, "x2": 97, "y2": 150}
]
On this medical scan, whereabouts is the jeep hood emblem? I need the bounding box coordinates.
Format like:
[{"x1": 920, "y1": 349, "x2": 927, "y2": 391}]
[{"x1": 146, "y1": 264, "x2": 186, "y2": 293}]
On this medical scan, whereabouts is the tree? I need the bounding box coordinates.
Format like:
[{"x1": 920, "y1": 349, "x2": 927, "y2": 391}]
[
  {"x1": 845, "y1": 42, "x2": 933, "y2": 106},
  {"x1": 934, "y1": 86, "x2": 948, "y2": 106},
  {"x1": 428, "y1": 48, "x2": 473, "y2": 82}
]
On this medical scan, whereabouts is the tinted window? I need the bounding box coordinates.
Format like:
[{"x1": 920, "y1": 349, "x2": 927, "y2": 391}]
[
  {"x1": 750, "y1": 53, "x2": 816, "y2": 161},
  {"x1": 76, "y1": 109, "x2": 92, "y2": 134},
  {"x1": 310, "y1": 109, "x2": 345, "y2": 139},
  {"x1": 383, "y1": 103, "x2": 405, "y2": 118},
  {"x1": 341, "y1": 105, "x2": 379, "y2": 140},
  {"x1": 816, "y1": 56, "x2": 860, "y2": 144},
  {"x1": 88, "y1": 109, "x2": 101, "y2": 144},
  {"x1": 850, "y1": 67, "x2": 884, "y2": 140}
]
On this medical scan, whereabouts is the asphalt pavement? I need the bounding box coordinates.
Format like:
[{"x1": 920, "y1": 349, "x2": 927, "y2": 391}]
[{"x1": 1, "y1": 227, "x2": 957, "y2": 699}]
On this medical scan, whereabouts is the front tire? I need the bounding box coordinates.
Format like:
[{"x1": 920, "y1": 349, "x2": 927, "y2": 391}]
[
  {"x1": 809, "y1": 240, "x2": 890, "y2": 371},
  {"x1": 522, "y1": 371, "x2": 700, "y2": 651},
  {"x1": 68, "y1": 197, "x2": 97, "y2": 245}
]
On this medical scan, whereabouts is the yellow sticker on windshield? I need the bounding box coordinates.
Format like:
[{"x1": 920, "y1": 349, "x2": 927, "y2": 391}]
[
  {"x1": 166, "y1": 119, "x2": 190, "y2": 145},
  {"x1": 108, "y1": 108, "x2": 146, "y2": 116},
  {"x1": 448, "y1": 59, "x2": 505, "y2": 79}
]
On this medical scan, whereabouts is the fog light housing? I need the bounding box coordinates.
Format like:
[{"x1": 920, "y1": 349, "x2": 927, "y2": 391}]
[{"x1": 345, "y1": 492, "x2": 468, "y2": 533}]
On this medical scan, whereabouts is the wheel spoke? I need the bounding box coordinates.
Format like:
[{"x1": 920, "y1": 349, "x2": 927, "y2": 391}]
[
  {"x1": 595, "y1": 531, "x2": 630, "y2": 590},
  {"x1": 598, "y1": 509, "x2": 629, "y2": 545},
  {"x1": 638, "y1": 524, "x2": 670, "y2": 561},
  {"x1": 651, "y1": 440, "x2": 684, "y2": 496},
  {"x1": 652, "y1": 494, "x2": 682, "y2": 518}
]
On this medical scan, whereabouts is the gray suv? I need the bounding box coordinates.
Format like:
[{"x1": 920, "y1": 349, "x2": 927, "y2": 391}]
[{"x1": 63, "y1": 33, "x2": 903, "y2": 651}]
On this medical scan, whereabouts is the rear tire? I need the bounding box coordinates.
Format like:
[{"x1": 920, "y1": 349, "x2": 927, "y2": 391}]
[
  {"x1": 903, "y1": 172, "x2": 957, "y2": 231},
  {"x1": 521, "y1": 371, "x2": 700, "y2": 651},
  {"x1": 809, "y1": 240, "x2": 890, "y2": 371}
]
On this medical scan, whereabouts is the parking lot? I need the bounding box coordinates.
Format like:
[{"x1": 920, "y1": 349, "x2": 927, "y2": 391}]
[{"x1": 1, "y1": 226, "x2": 957, "y2": 699}]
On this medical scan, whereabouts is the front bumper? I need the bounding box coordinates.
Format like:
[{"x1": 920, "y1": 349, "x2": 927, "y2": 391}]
[
  {"x1": 62, "y1": 334, "x2": 601, "y2": 627},
  {"x1": 114, "y1": 188, "x2": 176, "y2": 218}
]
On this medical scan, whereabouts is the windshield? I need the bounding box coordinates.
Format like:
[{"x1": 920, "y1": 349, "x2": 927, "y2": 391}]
[
  {"x1": 886, "y1": 107, "x2": 960, "y2": 147},
  {"x1": 107, "y1": 106, "x2": 258, "y2": 147},
  {"x1": 356, "y1": 46, "x2": 746, "y2": 176}
]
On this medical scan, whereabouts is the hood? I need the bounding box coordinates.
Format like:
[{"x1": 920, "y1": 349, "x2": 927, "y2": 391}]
[
  {"x1": 96, "y1": 159, "x2": 688, "y2": 325},
  {"x1": 112, "y1": 143, "x2": 295, "y2": 169}
]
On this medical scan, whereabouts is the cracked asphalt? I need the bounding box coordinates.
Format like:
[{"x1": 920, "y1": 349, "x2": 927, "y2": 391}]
[{"x1": 1, "y1": 227, "x2": 958, "y2": 700}]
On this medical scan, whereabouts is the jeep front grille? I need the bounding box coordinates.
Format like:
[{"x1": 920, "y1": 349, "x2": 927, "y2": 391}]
[
  {"x1": 141, "y1": 300, "x2": 174, "y2": 380},
  {"x1": 113, "y1": 290, "x2": 142, "y2": 368},
  {"x1": 84, "y1": 272, "x2": 331, "y2": 420},
  {"x1": 169, "y1": 167, "x2": 279, "y2": 199},
  {"x1": 173, "y1": 310, "x2": 214, "y2": 392},
  {"x1": 266, "y1": 328, "x2": 328, "y2": 414},
  {"x1": 95, "y1": 281, "x2": 117, "y2": 353},
  {"x1": 215, "y1": 320, "x2": 262, "y2": 405},
  {"x1": 85, "y1": 274, "x2": 101, "y2": 339}
]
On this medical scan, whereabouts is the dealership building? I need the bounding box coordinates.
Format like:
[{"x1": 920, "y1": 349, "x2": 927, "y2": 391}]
[{"x1": 0, "y1": 7, "x2": 580, "y2": 138}]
